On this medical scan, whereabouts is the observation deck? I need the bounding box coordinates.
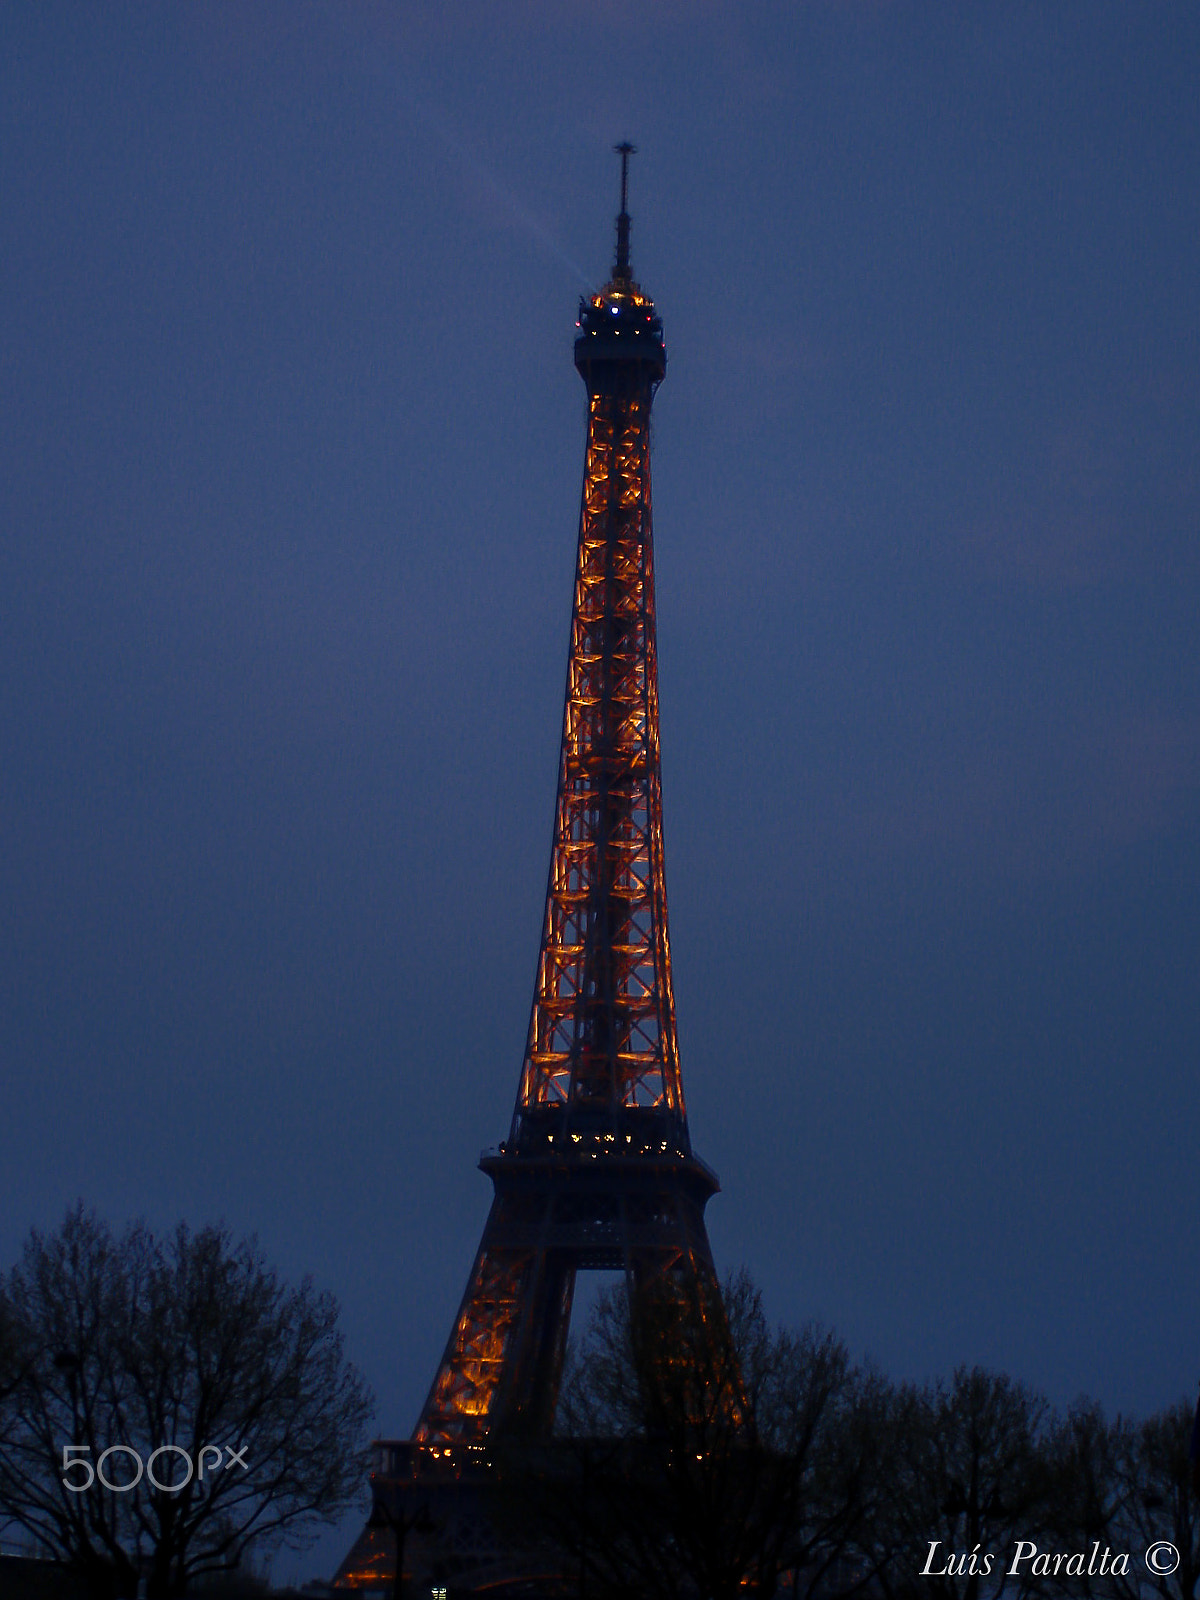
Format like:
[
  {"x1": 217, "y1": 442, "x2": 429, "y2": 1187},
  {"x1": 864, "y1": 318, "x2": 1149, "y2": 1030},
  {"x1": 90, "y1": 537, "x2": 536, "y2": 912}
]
[{"x1": 574, "y1": 283, "x2": 666, "y2": 389}]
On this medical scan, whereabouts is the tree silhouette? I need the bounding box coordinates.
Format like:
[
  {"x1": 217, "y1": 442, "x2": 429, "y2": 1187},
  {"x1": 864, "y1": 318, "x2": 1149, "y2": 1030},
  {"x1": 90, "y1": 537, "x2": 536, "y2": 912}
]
[
  {"x1": 0, "y1": 1205, "x2": 374, "y2": 1600},
  {"x1": 534, "y1": 1269, "x2": 878, "y2": 1600}
]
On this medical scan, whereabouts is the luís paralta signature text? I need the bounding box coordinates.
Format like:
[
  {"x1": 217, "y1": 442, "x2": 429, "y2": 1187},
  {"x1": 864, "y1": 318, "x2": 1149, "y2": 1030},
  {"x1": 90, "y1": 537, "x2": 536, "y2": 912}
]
[{"x1": 921, "y1": 1540, "x2": 1133, "y2": 1578}]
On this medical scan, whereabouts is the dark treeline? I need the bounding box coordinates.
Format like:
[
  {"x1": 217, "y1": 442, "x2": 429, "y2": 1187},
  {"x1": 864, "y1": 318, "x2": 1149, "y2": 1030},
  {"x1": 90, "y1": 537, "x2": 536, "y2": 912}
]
[
  {"x1": 0, "y1": 1208, "x2": 373, "y2": 1600},
  {"x1": 3, "y1": 1212, "x2": 1195, "y2": 1600},
  {"x1": 502, "y1": 1270, "x2": 1200, "y2": 1600}
]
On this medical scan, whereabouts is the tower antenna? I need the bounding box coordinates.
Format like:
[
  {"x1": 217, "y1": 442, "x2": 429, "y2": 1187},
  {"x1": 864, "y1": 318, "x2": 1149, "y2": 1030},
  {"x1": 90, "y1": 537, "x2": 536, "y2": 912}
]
[
  {"x1": 333, "y1": 157, "x2": 738, "y2": 1600},
  {"x1": 614, "y1": 140, "x2": 636, "y2": 280}
]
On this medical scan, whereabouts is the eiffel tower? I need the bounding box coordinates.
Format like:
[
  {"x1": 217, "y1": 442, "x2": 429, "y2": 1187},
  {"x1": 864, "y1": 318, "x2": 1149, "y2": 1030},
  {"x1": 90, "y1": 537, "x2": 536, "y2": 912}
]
[{"x1": 335, "y1": 146, "x2": 729, "y2": 1593}]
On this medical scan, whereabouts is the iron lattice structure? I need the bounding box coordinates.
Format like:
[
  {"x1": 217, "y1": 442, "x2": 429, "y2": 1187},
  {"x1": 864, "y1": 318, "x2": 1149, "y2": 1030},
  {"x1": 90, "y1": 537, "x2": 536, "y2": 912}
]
[
  {"x1": 410, "y1": 150, "x2": 729, "y2": 1450},
  {"x1": 515, "y1": 383, "x2": 680, "y2": 1130}
]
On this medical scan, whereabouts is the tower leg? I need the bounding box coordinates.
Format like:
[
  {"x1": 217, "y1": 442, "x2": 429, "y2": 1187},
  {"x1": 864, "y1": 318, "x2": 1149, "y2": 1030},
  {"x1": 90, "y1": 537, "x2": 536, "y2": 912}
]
[{"x1": 415, "y1": 1166, "x2": 726, "y2": 1444}]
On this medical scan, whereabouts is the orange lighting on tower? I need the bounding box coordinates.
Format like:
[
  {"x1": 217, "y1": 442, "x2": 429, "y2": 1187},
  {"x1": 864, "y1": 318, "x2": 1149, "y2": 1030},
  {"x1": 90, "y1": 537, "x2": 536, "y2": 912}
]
[{"x1": 334, "y1": 142, "x2": 738, "y2": 1591}]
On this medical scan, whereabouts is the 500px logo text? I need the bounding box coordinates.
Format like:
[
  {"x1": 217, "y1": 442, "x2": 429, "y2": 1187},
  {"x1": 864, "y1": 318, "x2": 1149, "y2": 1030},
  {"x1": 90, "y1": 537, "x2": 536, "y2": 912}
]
[{"x1": 61, "y1": 1445, "x2": 248, "y2": 1493}]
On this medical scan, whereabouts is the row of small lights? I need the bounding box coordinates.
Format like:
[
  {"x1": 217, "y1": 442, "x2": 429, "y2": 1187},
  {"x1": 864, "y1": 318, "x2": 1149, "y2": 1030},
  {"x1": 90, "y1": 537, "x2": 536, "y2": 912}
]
[
  {"x1": 545, "y1": 1132, "x2": 678, "y2": 1156},
  {"x1": 497, "y1": 1133, "x2": 681, "y2": 1156},
  {"x1": 578, "y1": 311, "x2": 658, "y2": 330},
  {"x1": 555, "y1": 1131, "x2": 671, "y2": 1149}
]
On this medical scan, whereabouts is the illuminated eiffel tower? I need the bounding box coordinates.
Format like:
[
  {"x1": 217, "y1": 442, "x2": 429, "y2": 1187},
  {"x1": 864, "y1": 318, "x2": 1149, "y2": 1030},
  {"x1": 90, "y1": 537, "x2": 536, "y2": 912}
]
[{"x1": 335, "y1": 145, "x2": 729, "y2": 1593}]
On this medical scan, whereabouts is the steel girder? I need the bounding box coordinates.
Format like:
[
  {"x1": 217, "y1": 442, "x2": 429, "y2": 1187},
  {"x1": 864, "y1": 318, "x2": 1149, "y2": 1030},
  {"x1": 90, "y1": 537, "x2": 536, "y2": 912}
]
[
  {"x1": 413, "y1": 338, "x2": 731, "y2": 1449},
  {"x1": 515, "y1": 389, "x2": 682, "y2": 1141}
]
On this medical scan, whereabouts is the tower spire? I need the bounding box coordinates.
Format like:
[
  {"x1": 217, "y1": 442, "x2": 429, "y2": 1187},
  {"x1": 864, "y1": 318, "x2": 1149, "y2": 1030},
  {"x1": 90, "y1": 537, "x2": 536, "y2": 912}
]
[
  {"x1": 333, "y1": 159, "x2": 742, "y2": 1597},
  {"x1": 614, "y1": 140, "x2": 635, "y2": 281},
  {"x1": 396, "y1": 160, "x2": 724, "y2": 1453}
]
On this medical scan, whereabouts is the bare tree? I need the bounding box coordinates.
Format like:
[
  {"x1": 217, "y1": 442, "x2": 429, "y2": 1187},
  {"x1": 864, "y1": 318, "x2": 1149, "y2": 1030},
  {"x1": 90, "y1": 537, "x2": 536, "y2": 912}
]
[
  {"x1": 982, "y1": 1393, "x2": 1200, "y2": 1600},
  {"x1": 858, "y1": 1367, "x2": 1057, "y2": 1600},
  {"x1": 536, "y1": 1269, "x2": 879, "y2": 1600},
  {"x1": 1037, "y1": 1400, "x2": 1129, "y2": 1598},
  {"x1": 1112, "y1": 1400, "x2": 1200, "y2": 1600},
  {"x1": 0, "y1": 1205, "x2": 374, "y2": 1599}
]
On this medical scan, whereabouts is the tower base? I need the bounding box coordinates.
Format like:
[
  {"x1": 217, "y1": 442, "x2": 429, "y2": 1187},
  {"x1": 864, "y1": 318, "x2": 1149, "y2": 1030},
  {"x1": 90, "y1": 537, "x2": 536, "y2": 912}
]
[{"x1": 332, "y1": 1441, "x2": 566, "y2": 1599}]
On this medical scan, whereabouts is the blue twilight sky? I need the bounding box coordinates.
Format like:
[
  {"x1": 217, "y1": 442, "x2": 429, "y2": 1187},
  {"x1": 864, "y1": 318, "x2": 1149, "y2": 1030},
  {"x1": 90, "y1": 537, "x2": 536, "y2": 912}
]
[{"x1": 2, "y1": 2, "x2": 1198, "y2": 1581}]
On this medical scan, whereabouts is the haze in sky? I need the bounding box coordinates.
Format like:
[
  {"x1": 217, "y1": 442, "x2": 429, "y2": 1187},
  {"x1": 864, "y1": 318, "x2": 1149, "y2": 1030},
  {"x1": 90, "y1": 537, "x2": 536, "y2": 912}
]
[{"x1": 2, "y1": 3, "x2": 1197, "y2": 1582}]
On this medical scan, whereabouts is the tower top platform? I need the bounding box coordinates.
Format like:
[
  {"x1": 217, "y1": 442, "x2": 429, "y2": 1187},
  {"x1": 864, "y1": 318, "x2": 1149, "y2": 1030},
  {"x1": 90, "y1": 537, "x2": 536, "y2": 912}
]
[{"x1": 574, "y1": 144, "x2": 665, "y2": 391}]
